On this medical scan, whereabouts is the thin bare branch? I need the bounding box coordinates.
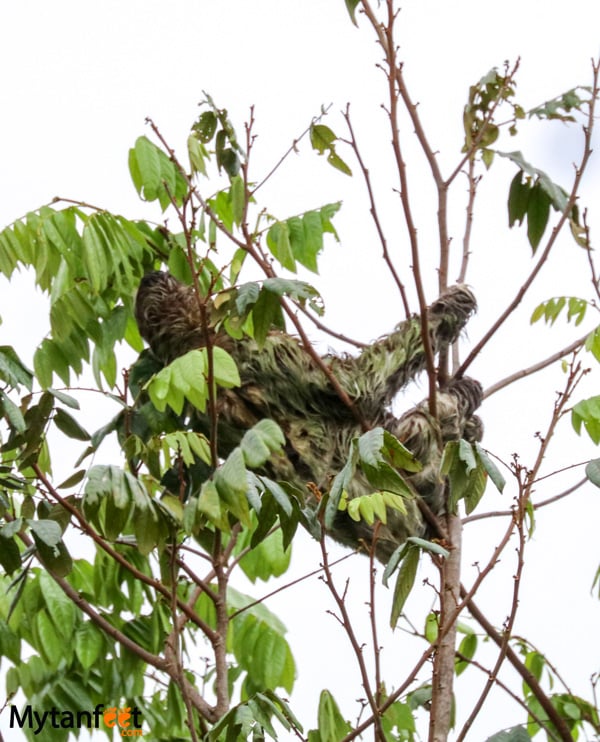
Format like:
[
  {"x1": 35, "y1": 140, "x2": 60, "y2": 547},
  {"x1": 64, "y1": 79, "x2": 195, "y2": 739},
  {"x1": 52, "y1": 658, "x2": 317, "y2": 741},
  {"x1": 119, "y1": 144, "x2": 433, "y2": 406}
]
[
  {"x1": 484, "y1": 334, "x2": 588, "y2": 398},
  {"x1": 343, "y1": 104, "x2": 411, "y2": 318}
]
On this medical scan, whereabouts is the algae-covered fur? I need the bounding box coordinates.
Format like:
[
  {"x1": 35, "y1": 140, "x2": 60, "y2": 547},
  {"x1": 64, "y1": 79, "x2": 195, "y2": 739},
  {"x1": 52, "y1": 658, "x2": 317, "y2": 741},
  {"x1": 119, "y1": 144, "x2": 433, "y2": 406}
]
[{"x1": 135, "y1": 272, "x2": 482, "y2": 561}]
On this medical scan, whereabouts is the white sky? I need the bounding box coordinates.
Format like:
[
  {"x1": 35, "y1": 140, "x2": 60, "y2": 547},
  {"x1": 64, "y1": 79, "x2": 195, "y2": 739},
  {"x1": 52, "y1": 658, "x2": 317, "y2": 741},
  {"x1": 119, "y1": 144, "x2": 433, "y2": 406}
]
[{"x1": 2, "y1": 1, "x2": 600, "y2": 740}]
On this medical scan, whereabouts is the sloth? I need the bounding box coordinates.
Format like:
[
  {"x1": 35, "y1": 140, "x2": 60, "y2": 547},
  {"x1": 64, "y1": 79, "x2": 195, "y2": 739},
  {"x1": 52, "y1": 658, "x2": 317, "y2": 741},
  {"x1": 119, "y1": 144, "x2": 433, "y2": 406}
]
[{"x1": 135, "y1": 271, "x2": 482, "y2": 561}]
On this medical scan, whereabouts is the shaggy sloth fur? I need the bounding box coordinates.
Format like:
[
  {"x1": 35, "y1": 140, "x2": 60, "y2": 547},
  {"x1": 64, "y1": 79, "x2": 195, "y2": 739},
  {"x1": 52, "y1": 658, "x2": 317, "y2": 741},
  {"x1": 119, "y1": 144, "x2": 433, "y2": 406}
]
[{"x1": 135, "y1": 271, "x2": 482, "y2": 562}]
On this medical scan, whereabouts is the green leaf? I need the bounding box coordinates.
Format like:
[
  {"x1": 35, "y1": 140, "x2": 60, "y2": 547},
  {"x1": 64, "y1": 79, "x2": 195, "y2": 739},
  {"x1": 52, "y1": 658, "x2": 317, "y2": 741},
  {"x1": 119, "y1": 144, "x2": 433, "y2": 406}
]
[
  {"x1": 30, "y1": 530, "x2": 73, "y2": 577},
  {"x1": 187, "y1": 133, "x2": 208, "y2": 176},
  {"x1": 29, "y1": 518, "x2": 62, "y2": 547},
  {"x1": 211, "y1": 346, "x2": 241, "y2": 388},
  {"x1": 585, "y1": 458, "x2": 600, "y2": 487},
  {"x1": 240, "y1": 419, "x2": 285, "y2": 468},
  {"x1": 252, "y1": 287, "x2": 285, "y2": 347},
  {"x1": 310, "y1": 124, "x2": 337, "y2": 154},
  {"x1": 424, "y1": 612, "x2": 438, "y2": 643},
  {"x1": 508, "y1": 171, "x2": 530, "y2": 227},
  {"x1": 310, "y1": 124, "x2": 352, "y2": 176},
  {"x1": 53, "y1": 408, "x2": 91, "y2": 441},
  {"x1": 129, "y1": 135, "x2": 188, "y2": 211},
  {"x1": 0, "y1": 390, "x2": 26, "y2": 433},
  {"x1": 572, "y1": 396, "x2": 600, "y2": 444},
  {"x1": 48, "y1": 387, "x2": 80, "y2": 409},
  {"x1": 585, "y1": 326, "x2": 600, "y2": 363},
  {"x1": 39, "y1": 571, "x2": 77, "y2": 640},
  {"x1": 0, "y1": 533, "x2": 21, "y2": 574},
  {"x1": 193, "y1": 480, "x2": 230, "y2": 532},
  {"x1": 315, "y1": 690, "x2": 352, "y2": 741},
  {"x1": 327, "y1": 150, "x2": 353, "y2": 176},
  {"x1": 74, "y1": 622, "x2": 104, "y2": 670},
  {"x1": 475, "y1": 443, "x2": 505, "y2": 493},
  {"x1": 34, "y1": 339, "x2": 71, "y2": 388},
  {"x1": 485, "y1": 726, "x2": 532, "y2": 742},
  {"x1": 266, "y1": 221, "x2": 296, "y2": 272},
  {"x1": 146, "y1": 350, "x2": 208, "y2": 415},
  {"x1": 526, "y1": 183, "x2": 551, "y2": 251},
  {"x1": 344, "y1": 0, "x2": 361, "y2": 25},
  {"x1": 390, "y1": 544, "x2": 420, "y2": 628},
  {"x1": 357, "y1": 428, "x2": 415, "y2": 497},
  {"x1": 192, "y1": 110, "x2": 218, "y2": 142},
  {"x1": 230, "y1": 174, "x2": 245, "y2": 227},
  {"x1": 35, "y1": 610, "x2": 63, "y2": 666},
  {"x1": 0, "y1": 345, "x2": 33, "y2": 390},
  {"x1": 214, "y1": 448, "x2": 251, "y2": 527},
  {"x1": 406, "y1": 536, "x2": 449, "y2": 558},
  {"x1": 529, "y1": 87, "x2": 587, "y2": 122},
  {"x1": 238, "y1": 529, "x2": 291, "y2": 582},
  {"x1": 456, "y1": 632, "x2": 478, "y2": 676}
]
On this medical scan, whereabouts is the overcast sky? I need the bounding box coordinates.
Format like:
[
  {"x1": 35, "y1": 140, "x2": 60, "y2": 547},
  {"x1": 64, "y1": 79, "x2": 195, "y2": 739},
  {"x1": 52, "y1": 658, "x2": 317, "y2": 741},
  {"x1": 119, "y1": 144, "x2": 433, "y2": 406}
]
[{"x1": 2, "y1": 2, "x2": 600, "y2": 740}]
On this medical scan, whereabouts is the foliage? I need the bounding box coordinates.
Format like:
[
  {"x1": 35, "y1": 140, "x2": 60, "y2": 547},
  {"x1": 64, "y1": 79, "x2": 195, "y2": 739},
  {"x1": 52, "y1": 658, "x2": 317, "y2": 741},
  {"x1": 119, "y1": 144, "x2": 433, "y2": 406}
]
[{"x1": 1, "y1": 3, "x2": 600, "y2": 742}]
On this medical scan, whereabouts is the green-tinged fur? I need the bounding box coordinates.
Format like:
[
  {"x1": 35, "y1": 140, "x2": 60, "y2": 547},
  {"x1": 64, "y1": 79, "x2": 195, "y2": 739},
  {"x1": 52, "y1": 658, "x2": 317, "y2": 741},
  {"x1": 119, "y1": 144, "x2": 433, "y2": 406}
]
[{"x1": 135, "y1": 272, "x2": 482, "y2": 562}]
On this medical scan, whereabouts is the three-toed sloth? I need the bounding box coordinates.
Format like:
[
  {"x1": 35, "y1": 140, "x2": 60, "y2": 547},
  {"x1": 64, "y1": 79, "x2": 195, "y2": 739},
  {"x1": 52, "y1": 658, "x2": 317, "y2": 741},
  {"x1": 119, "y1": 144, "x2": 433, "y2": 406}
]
[{"x1": 135, "y1": 271, "x2": 482, "y2": 562}]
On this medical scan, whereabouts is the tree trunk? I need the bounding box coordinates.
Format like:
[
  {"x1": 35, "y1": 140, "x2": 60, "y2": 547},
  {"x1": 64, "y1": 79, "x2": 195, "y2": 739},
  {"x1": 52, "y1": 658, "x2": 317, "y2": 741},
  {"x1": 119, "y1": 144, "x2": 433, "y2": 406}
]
[{"x1": 429, "y1": 512, "x2": 462, "y2": 741}]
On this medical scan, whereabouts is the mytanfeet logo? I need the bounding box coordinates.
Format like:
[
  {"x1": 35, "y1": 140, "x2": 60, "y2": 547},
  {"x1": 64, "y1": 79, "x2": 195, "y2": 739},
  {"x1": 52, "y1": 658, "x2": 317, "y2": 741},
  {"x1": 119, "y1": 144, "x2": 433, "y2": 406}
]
[{"x1": 10, "y1": 703, "x2": 144, "y2": 736}]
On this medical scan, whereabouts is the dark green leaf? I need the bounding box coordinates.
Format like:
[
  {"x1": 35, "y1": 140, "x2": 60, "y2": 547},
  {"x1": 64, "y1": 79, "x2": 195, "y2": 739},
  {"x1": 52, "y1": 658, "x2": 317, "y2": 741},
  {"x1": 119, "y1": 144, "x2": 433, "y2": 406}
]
[
  {"x1": 508, "y1": 171, "x2": 530, "y2": 227},
  {"x1": 526, "y1": 183, "x2": 551, "y2": 251},
  {"x1": 390, "y1": 544, "x2": 420, "y2": 627},
  {"x1": 53, "y1": 408, "x2": 91, "y2": 441},
  {"x1": 0, "y1": 534, "x2": 21, "y2": 574},
  {"x1": 0, "y1": 390, "x2": 26, "y2": 433},
  {"x1": 193, "y1": 110, "x2": 218, "y2": 142}
]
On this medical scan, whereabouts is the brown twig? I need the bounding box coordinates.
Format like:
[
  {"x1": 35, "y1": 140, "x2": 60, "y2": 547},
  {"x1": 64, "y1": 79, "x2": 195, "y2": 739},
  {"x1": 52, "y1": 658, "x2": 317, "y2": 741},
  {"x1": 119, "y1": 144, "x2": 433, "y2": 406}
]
[
  {"x1": 319, "y1": 536, "x2": 386, "y2": 741},
  {"x1": 463, "y1": 475, "x2": 587, "y2": 524},
  {"x1": 459, "y1": 359, "x2": 584, "y2": 740},
  {"x1": 343, "y1": 104, "x2": 411, "y2": 319}
]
